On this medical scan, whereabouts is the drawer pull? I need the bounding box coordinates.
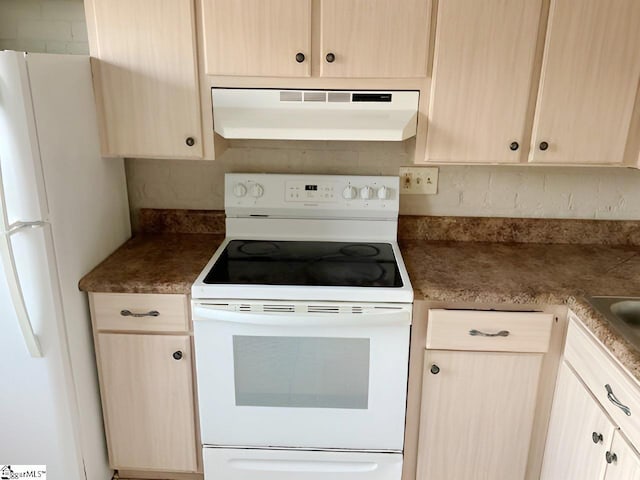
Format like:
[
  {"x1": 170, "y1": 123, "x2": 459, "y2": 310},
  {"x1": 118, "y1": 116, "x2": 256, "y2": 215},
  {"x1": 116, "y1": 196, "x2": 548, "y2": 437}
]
[
  {"x1": 120, "y1": 309, "x2": 160, "y2": 318},
  {"x1": 592, "y1": 432, "x2": 603, "y2": 444},
  {"x1": 469, "y1": 329, "x2": 510, "y2": 337},
  {"x1": 606, "y1": 451, "x2": 617, "y2": 464},
  {"x1": 605, "y1": 384, "x2": 631, "y2": 416}
]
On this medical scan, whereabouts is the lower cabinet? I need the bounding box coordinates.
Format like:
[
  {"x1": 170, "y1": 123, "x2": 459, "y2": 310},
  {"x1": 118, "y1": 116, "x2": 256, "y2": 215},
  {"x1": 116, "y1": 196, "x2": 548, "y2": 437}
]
[
  {"x1": 541, "y1": 362, "x2": 615, "y2": 480},
  {"x1": 416, "y1": 309, "x2": 554, "y2": 480},
  {"x1": 542, "y1": 316, "x2": 640, "y2": 480},
  {"x1": 543, "y1": 362, "x2": 640, "y2": 480},
  {"x1": 606, "y1": 431, "x2": 640, "y2": 479},
  {"x1": 98, "y1": 333, "x2": 198, "y2": 472},
  {"x1": 90, "y1": 293, "x2": 199, "y2": 474}
]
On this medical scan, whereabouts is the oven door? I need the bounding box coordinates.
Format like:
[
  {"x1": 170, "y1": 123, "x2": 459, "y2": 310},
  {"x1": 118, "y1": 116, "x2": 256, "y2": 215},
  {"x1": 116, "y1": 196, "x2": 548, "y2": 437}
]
[{"x1": 192, "y1": 302, "x2": 411, "y2": 451}]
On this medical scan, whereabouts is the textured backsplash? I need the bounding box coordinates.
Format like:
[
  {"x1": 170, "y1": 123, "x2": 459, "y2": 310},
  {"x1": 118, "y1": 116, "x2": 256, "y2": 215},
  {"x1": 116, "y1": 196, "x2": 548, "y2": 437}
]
[{"x1": 126, "y1": 140, "x2": 640, "y2": 229}]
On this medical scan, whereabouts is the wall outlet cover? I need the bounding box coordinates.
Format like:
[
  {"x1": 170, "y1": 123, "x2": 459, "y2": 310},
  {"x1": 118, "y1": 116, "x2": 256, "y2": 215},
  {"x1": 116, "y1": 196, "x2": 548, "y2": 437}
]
[{"x1": 399, "y1": 167, "x2": 439, "y2": 195}]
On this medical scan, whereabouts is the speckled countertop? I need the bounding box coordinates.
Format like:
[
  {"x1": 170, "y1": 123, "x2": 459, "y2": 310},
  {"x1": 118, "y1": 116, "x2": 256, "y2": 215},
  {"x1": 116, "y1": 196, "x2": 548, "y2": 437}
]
[
  {"x1": 79, "y1": 210, "x2": 640, "y2": 380},
  {"x1": 78, "y1": 234, "x2": 224, "y2": 295}
]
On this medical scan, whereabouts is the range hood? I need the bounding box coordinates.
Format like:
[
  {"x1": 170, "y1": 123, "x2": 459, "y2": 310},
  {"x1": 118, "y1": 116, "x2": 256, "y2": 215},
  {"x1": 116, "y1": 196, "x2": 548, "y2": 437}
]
[{"x1": 211, "y1": 88, "x2": 419, "y2": 141}]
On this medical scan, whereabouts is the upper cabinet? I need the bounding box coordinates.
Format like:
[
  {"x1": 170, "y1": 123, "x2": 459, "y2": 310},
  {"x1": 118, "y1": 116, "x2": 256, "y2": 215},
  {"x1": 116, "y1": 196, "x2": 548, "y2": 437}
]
[
  {"x1": 319, "y1": 0, "x2": 430, "y2": 78},
  {"x1": 425, "y1": 0, "x2": 543, "y2": 163},
  {"x1": 529, "y1": 0, "x2": 640, "y2": 165},
  {"x1": 202, "y1": 0, "x2": 430, "y2": 78},
  {"x1": 423, "y1": 0, "x2": 640, "y2": 166},
  {"x1": 86, "y1": 0, "x2": 203, "y2": 159},
  {"x1": 202, "y1": 0, "x2": 312, "y2": 77}
]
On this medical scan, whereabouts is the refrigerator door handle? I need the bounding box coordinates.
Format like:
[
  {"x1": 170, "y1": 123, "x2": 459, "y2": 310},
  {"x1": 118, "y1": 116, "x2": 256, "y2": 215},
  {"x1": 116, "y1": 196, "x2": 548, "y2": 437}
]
[
  {"x1": 0, "y1": 232, "x2": 42, "y2": 357},
  {"x1": 0, "y1": 165, "x2": 42, "y2": 357},
  {"x1": 8, "y1": 220, "x2": 47, "y2": 234}
]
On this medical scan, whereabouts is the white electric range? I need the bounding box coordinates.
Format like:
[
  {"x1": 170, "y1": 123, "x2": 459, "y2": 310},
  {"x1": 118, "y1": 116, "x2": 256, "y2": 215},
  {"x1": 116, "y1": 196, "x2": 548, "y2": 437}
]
[{"x1": 192, "y1": 174, "x2": 413, "y2": 480}]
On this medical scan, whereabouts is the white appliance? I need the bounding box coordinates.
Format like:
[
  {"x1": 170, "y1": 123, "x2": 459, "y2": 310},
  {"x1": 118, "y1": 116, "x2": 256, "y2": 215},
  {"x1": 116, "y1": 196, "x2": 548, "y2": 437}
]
[
  {"x1": 212, "y1": 88, "x2": 420, "y2": 141},
  {"x1": 0, "y1": 51, "x2": 130, "y2": 479},
  {"x1": 192, "y1": 174, "x2": 413, "y2": 480}
]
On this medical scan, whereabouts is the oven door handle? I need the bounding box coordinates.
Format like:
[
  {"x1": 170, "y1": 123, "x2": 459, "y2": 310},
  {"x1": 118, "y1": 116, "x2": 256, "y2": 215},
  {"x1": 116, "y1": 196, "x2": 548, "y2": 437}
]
[{"x1": 192, "y1": 305, "x2": 411, "y2": 327}]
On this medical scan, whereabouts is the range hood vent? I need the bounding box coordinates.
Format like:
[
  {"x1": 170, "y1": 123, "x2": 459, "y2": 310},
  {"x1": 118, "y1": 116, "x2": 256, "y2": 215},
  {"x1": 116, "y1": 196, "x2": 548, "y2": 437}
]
[{"x1": 212, "y1": 88, "x2": 419, "y2": 141}]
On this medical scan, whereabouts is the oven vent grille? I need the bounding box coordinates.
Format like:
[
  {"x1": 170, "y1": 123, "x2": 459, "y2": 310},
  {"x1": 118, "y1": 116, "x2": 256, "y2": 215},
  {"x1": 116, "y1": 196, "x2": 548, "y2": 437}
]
[
  {"x1": 238, "y1": 304, "x2": 252, "y2": 312},
  {"x1": 262, "y1": 304, "x2": 296, "y2": 312},
  {"x1": 307, "y1": 305, "x2": 364, "y2": 314}
]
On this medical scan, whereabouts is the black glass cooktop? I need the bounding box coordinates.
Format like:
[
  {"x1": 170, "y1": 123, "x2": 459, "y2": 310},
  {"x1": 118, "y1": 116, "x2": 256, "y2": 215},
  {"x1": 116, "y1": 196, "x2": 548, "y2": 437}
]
[{"x1": 203, "y1": 240, "x2": 404, "y2": 288}]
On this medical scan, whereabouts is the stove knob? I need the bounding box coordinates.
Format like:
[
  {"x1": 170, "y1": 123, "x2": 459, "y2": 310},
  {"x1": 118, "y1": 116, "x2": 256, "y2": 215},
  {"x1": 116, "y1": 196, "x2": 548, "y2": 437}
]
[
  {"x1": 360, "y1": 185, "x2": 373, "y2": 200},
  {"x1": 377, "y1": 186, "x2": 389, "y2": 200},
  {"x1": 342, "y1": 186, "x2": 357, "y2": 200},
  {"x1": 233, "y1": 183, "x2": 247, "y2": 198},
  {"x1": 250, "y1": 183, "x2": 264, "y2": 198}
]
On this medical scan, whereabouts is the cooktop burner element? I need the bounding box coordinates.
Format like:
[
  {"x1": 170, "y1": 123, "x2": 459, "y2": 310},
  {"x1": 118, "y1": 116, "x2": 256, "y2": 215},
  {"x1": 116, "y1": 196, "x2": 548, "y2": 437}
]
[{"x1": 203, "y1": 240, "x2": 403, "y2": 288}]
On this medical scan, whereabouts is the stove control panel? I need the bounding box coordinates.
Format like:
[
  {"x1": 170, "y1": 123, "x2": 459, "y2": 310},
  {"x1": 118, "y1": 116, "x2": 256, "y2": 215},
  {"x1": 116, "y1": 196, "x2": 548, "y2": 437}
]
[
  {"x1": 225, "y1": 174, "x2": 400, "y2": 218},
  {"x1": 287, "y1": 180, "x2": 336, "y2": 202}
]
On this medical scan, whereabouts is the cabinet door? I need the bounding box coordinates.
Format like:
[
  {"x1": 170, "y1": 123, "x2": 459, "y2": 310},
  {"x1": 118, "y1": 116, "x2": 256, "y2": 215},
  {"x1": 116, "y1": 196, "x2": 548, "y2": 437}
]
[
  {"x1": 530, "y1": 0, "x2": 640, "y2": 164},
  {"x1": 605, "y1": 432, "x2": 640, "y2": 480},
  {"x1": 98, "y1": 333, "x2": 198, "y2": 472},
  {"x1": 87, "y1": 0, "x2": 202, "y2": 158},
  {"x1": 424, "y1": 0, "x2": 543, "y2": 163},
  {"x1": 202, "y1": 0, "x2": 311, "y2": 77},
  {"x1": 541, "y1": 362, "x2": 614, "y2": 480},
  {"x1": 320, "y1": 0, "x2": 430, "y2": 78},
  {"x1": 417, "y1": 350, "x2": 543, "y2": 480}
]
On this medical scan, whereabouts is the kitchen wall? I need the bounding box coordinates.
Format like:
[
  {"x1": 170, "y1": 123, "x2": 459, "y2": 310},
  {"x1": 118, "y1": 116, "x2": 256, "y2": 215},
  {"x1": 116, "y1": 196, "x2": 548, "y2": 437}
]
[
  {"x1": 126, "y1": 142, "x2": 640, "y2": 226},
  {"x1": 3, "y1": 0, "x2": 640, "y2": 224},
  {"x1": 0, "y1": 0, "x2": 88, "y2": 54}
]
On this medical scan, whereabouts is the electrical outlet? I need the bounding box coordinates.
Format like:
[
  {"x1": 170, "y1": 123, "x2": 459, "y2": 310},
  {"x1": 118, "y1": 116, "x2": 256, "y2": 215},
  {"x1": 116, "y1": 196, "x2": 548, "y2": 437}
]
[{"x1": 399, "y1": 167, "x2": 439, "y2": 195}]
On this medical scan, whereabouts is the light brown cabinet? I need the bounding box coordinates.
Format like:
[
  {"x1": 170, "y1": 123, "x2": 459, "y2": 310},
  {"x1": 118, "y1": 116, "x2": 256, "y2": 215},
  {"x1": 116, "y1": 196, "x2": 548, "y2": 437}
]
[
  {"x1": 202, "y1": 0, "x2": 312, "y2": 77},
  {"x1": 541, "y1": 362, "x2": 615, "y2": 480},
  {"x1": 606, "y1": 432, "x2": 640, "y2": 480},
  {"x1": 542, "y1": 362, "x2": 640, "y2": 480},
  {"x1": 416, "y1": 309, "x2": 553, "y2": 480},
  {"x1": 85, "y1": 0, "x2": 203, "y2": 159},
  {"x1": 424, "y1": 0, "x2": 640, "y2": 166},
  {"x1": 529, "y1": 0, "x2": 640, "y2": 165},
  {"x1": 202, "y1": 0, "x2": 430, "y2": 79},
  {"x1": 542, "y1": 316, "x2": 640, "y2": 480},
  {"x1": 425, "y1": 0, "x2": 544, "y2": 163},
  {"x1": 97, "y1": 333, "x2": 198, "y2": 472},
  {"x1": 89, "y1": 293, "x2": 199, "y2": 474},
  {"x1": 319, "y1": 0, "x2": 430, "y2": 78}
]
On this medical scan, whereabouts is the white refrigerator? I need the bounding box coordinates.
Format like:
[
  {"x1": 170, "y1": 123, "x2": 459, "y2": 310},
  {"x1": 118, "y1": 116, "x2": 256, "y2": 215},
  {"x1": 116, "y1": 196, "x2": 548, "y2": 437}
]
[{"x1": 0, "y1": 51, "x2": 130, "y2": 479}]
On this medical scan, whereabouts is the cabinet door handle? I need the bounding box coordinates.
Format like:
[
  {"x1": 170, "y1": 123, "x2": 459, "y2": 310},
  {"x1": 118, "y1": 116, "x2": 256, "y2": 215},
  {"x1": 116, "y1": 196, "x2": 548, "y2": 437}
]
[
  {"x1": 539, "y1": 141, "x2": 549, "y2": 151},
  {"x1": 469, "y1": 329, "x2": 510, "y2": 337},
  {"x1": 605, "y1": 384, "x2": 631, "y2": 416},
  {"x1": 430, "y1": 364, "x2": 440, "y2": 375},
  {"x1": 295, "y1": 52, "x2": 305, "y2": 63},
  {"x1": 326, "y1": 52, "x2": 336, "y2": 63},
  {"x1": 606, "y1": 451, "x2": 617, "y2": 464},
  {"x1": 592, "y1": 432, "x2": 603, "y2": 444},
  {"x1": 185, "y1": 136, "x2": 196, "y2": 147},
  {"x1": 173, "y1": 350, "x2": 183, "y2": 360},
  {"x1": 120, "y1": 309, "x2": 160, "y2": 318},
  {"x1": 509, "y1": 141, "x2": 519, "y2": 151}
]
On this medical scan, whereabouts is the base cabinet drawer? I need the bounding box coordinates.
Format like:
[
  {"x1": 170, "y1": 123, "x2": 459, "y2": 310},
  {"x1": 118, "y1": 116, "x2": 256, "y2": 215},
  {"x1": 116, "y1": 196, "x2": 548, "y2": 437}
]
[
  {"x1": 91, "y1": 293, "x2": 190, "y2": 332},
  {"x1": 97, "y1": 333, "x2": 198, "y2": 472},
  {"x1": 427, "y1": 309, "x2": 553, "y2": 353}
]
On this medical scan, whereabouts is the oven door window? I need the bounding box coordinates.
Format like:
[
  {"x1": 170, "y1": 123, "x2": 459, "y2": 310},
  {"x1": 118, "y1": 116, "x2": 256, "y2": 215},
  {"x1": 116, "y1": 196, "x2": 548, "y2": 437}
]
[{"x1": 232, "y1": 336, "x2": 370, "y2": 409}]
